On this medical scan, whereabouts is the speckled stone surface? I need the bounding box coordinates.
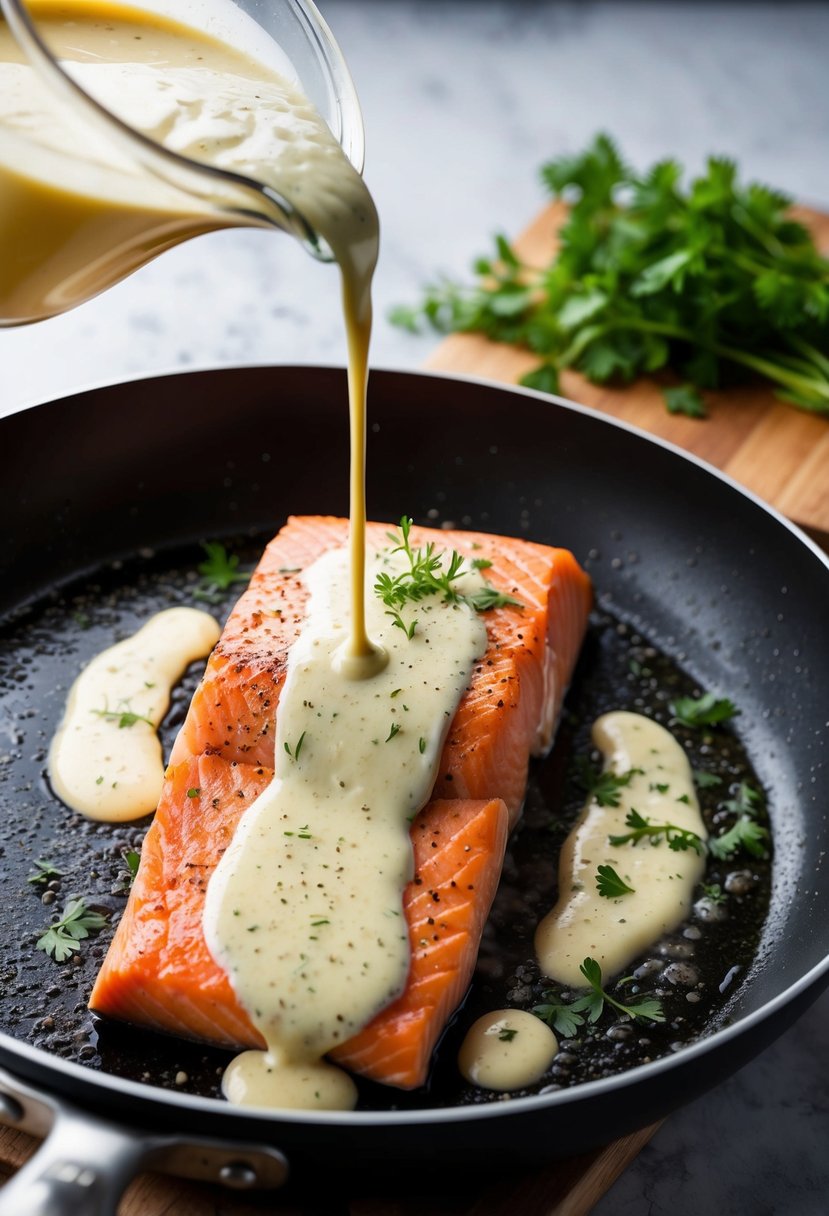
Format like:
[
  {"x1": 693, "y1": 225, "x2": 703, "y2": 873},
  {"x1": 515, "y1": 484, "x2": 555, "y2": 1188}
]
[{"x1": 1, "y1": 3, "x2": 828, "y2": 1210}]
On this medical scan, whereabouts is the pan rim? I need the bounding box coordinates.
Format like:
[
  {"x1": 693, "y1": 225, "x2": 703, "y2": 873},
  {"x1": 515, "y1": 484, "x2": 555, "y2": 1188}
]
[
  {"x1": 0, "y1": 954, "x2": 827, "y2": 1126},
  {"x1": 7, "y1": 359, "x2": 829, "y2": 575},
  {"x1": 2, "y1": 363, "x2": 828, "y2": 1128}
]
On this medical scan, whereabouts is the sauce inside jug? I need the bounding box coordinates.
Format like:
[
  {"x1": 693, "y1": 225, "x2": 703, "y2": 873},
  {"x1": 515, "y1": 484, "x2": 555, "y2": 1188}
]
[{"x1": 0, "y1": 0, "x2": 371, "y2": 324}]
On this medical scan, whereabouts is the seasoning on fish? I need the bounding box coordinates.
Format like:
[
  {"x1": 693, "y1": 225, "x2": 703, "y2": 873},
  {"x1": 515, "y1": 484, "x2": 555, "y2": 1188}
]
[{"x1": 90, "y1": 515, "x2": 592, "y2": 1097}]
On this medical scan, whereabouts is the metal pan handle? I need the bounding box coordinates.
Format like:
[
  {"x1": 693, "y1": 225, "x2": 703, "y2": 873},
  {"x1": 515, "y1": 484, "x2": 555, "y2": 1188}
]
[
  {"x1": 0, "y1": 1102, "x2": 147, "y2": 1216},
  {"x1": 0, "y1": 1066, "x2": 289, "y2": 1215}
]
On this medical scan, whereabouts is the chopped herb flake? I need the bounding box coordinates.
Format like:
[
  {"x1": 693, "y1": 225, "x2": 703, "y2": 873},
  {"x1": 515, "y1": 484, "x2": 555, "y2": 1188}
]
[{"x1": 595, "y1": 864, "x2": 636, "y2": 898}]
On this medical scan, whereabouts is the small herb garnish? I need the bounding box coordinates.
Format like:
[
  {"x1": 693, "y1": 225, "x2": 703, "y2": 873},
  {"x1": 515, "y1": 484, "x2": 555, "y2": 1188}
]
[
  {"x1": 113, "y1": 848, "x2": 141, "y2": 894},
  {"x1": 595, "y1": 864, "x2": 635, "y2": 898},
  {"x1": 466, "y1": 585, "x2": 523, "y2": 612},
  {"x1": 196, "y1": 541, "x2": 251, "y2": 595},
  {"x1": 699, "y1": 881, "x2": 726, "y2": 904},
  {"x1": 670, "y1": 692, "x2": 739, "y2": 728},
  {"x1": 27, "y1": 859, "x2": 63, "y2": 886},
  {"x1": 531, "y1": 999, "x2": 585, "y2": 1039},
  {"x1": 36, "y1": 899, "x2": 108, "y2": 963},
  {"x1": 418, "y1": 737, "x2": 427, "y2": 754},
  {"x1": 576, "y1": 761, "x2": 642, "y2": 808},
  {"x1": 576, "y1": 957, "x2": 666, "y2": 1024},
  {"x1": 609, "y1": 808, "x2": 706, "y2": 855},
  {"x1": 374, "y1": 516, "x2": 522, "y2": 637},
  {"x1": 386, "y1": 723, "x2": 401, "y2": 742},
  {"x1": 534, "y1": 958, "x2": 664, "y2": 1031},
  {"x1": 498, "y1": 1027, "x2": 518, "y2": 1042},
  {"x1": 705, "y1": 812, "x2": 768, "y2": 860},
  {"x1": 721, "y1": 781, "x2": 762, "y2": 817},
  {"x1": 708, "y1": 781, "x2": 769, "y2": 859},
  {"x1": 284, "y1": 731, "x2": 307, "y2": 762},
  {"x1": 709, "y1": 818, "x2": 769, "y2": 860},
  {"x1": 91, "y1": 702, "x2": 154, "y2": 730},
  {"x1": 387, "y1": 608, "x2": 418, "y2": 640},
  {"x1": 186, "y1": 787, "x2": 200, "y2": 799},
  {"x1": 693, "y1": 768, "x2": 723, "y2": 789}
]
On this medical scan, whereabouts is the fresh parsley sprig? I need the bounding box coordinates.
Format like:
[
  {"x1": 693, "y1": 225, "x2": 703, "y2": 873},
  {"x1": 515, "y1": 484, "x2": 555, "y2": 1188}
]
[
  {"x1": 609, "y1": 808, "x2": 706, "y2": 855},
  {"x1": 709, "y1": 780, "x2": 770, "y2": 860},
  {"x1": 391, "y1": 134, "x2": 829, "y2": 418},
  {"x1": 36, "y1": 899, "x2": 108, "y2": 963},
  {"x1": 27, "y1": 859, "x2": 63, "y2": 886},
  {"x1": 596, "y1": 864, "x2": 635, "y2": 898},
  {"x1": 374, "y1": 517, "x2": 521, "y2": 637},
  {"x1": 710, "y1": 819, "x2": 770, "y2": 860},
  {"x1": 533, "y1": 957, "x2": 664, "y2": 1033},
  {"x1": 531, "y1": 998, "x2": 585, "y2": 1039},
  {"x1": 195, "y1": 541, "x2": 251, "y2": 601},
  {"x1": 576, "y1": 957, "x2": 666, "y2": 1024},
  {"x1": 90, "y1": 700, "x2": 154, "y2": 730},
  {"x1": 720, "y1": 781, "x2": 762, "y2": 817},
  {"x1": 576, "y1": 761, "x2": 642, "y2": 807},
  {"x1": 670, "y1": 692, "x2": 739, "y2": 728}
]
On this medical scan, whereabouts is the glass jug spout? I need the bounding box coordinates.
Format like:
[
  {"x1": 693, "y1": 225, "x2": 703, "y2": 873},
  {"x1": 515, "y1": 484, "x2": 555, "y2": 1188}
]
[{"x1": 0, "y1": 0, "x2": 366, "y2": 325}]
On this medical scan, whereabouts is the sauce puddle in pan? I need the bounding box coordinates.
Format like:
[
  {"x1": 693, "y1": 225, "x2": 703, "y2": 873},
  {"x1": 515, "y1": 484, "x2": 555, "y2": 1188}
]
[{"x1": 0, "y1": 536, "x2": 772, "y2": 1109}]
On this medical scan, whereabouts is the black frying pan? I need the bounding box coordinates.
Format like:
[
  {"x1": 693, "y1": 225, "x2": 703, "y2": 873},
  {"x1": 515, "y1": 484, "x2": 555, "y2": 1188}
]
[{"x1": 0, "y1": 366, "x2": 827, "y2": 1214}]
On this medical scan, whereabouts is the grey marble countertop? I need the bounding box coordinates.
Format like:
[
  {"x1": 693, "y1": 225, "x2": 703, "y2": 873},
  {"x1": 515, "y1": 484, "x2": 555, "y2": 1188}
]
[{"x1": 2, "y1": 2, "x2": 828, "y2": 1212}]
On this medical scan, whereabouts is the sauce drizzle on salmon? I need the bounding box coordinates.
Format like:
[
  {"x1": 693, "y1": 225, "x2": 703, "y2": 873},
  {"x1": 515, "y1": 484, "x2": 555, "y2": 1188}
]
[{"x1": 90, "y1": 516, "x2": 591, "y2": 1100}]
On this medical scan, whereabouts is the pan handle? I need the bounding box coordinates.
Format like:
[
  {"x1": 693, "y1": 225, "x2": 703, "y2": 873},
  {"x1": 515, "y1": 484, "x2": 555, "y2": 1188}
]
[
  {"x1": 0, "y1": 1103, "x2": 146, "y2": 1216},
  {"x1": 0, "y1": 1067, "x2": 290, "y2": 1215}
]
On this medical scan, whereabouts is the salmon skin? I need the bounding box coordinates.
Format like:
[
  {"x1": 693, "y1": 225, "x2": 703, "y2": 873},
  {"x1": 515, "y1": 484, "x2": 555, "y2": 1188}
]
[{"x1": 90, "y1": 516, "x2": 592, "y2": 1090}]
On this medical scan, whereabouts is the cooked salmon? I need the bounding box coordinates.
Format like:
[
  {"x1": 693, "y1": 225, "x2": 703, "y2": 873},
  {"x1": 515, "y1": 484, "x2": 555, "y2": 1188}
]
[{"x1": 90, "y1": 516, "x2": 592, "y2": 1089}]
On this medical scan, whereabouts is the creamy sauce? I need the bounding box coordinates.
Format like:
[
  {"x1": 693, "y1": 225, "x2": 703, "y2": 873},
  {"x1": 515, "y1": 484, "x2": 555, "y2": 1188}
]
[
  {"x1": 48, "y1": 607, "x2": 220, "y2": 821},
  {"x1": 0, "y1": 1, "x2": 378, "y2": 325},
  {"x1": 6, "y1": 0, "x2": 380, "y2": 671},
  {"x1": 31, "y1": 6, "x2": 380, "y2": 804},
  {"x1": 535, "y1": 711, "x2": 707, "y2": 987},
  {"x1": 203, "y1": 546, "x2": 488, "y2": 1109},
  {"x1": 458, "y1": 1010, "x2": 558, "y2": 1092}
]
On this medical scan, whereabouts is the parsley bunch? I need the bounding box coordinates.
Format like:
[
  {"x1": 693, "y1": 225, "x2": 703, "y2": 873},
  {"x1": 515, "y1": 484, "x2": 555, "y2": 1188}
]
[{"x1": 392, "y1": 134, "x2": 829, "y2": 418}]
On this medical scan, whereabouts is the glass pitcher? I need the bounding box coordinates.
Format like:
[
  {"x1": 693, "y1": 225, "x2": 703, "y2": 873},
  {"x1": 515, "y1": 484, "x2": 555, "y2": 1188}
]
[{"x1": 0, "y1": 0, "x2": 365, "y2": 324}]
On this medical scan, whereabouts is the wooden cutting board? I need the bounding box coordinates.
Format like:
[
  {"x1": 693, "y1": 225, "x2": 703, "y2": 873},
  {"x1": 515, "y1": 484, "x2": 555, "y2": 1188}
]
[
  {"x1": 3, "y1": 202, "x2": 827, "y2": 1213},
  {"x1": 426, "y1": 201, "x2": 829, "y2": 542}
]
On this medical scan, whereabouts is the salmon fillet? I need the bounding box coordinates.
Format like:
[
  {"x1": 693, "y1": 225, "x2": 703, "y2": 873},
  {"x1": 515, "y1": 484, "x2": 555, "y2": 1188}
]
[{"x1": 90, "y1": 516, "x2": 592, "y2": 1089}]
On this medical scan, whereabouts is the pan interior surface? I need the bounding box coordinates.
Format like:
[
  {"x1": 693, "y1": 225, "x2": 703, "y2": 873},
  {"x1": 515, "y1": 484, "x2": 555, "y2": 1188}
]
[{"x1": 0, "y1": 366, "x2": 827, "y2": 1158}]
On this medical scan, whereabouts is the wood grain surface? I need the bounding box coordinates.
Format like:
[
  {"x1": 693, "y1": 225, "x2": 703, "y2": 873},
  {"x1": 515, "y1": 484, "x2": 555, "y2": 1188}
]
[
  {"x1": 425, "y1": 202, "x2": 829, "y2": 537},
  {"x1": 3, "y1": 202, "x2": 827, "y2": 1214}
]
